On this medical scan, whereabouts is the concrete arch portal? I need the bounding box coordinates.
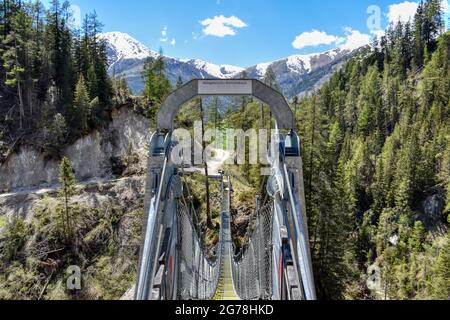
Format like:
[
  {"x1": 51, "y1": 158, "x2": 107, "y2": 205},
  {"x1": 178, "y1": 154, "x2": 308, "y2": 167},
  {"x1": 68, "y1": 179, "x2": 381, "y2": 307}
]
[{"x1": 157, "y1": 79, "x2": 294, "y2": 130}]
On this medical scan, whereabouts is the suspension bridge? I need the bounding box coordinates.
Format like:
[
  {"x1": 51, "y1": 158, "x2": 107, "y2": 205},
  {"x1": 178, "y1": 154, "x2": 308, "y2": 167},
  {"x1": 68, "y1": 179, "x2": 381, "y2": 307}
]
[{"x1": 135, "y1": 79, "x2": 316, "y2": 301}]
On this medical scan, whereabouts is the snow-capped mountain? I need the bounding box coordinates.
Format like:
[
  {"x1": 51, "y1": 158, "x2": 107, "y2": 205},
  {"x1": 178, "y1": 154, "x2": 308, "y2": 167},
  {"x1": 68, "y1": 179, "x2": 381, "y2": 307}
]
[
  {"x1": 99, "y1": 32, "x2": 157, "y2": 68},
  {"x1": 246, "y1": 48, "x2": 352, "y2": 97},
  {"x1": 180, "y1": 59, "x2": 245, "y2": 79},
  {"x1": 100, "y1": 31, "x2": 357, "y2": 98}
]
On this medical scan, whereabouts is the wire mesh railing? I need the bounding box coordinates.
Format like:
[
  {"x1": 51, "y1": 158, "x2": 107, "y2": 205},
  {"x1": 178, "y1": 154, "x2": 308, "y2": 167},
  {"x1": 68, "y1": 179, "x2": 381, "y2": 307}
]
[
  {"x1": 141, "y1": 166, "x2": 308, "y2": 301},
  {"x1": 232, "y1": 204, "x2": 274, "y2": 300},
  {"x1": 176, "y1": 201, "x2": 222, "y2": 300}
]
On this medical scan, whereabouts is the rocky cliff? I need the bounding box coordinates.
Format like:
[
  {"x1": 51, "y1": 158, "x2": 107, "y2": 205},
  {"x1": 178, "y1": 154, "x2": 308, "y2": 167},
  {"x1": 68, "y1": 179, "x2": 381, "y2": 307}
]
[
  {"x1": 0, "y1": 105, "x2": 150, "y2": 300},
  {"x1": 0, "y1": 106, "x2": 150, "y2": 193}
]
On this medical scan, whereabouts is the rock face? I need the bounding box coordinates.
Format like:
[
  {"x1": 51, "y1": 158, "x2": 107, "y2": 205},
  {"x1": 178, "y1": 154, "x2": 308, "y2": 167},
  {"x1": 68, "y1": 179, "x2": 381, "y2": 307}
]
[
  {"x1": 420, "y1": 192, "x2": 446, "y2": 233},
  {"x1": 0, "y1": 106, "x2": 150, "y2": 192},
  {"x1": 0, "y1": 148, "x2": 59, "y2": 193},
  {"x1": 0, "y1": 175, "x2": 144, "y2": 220}
]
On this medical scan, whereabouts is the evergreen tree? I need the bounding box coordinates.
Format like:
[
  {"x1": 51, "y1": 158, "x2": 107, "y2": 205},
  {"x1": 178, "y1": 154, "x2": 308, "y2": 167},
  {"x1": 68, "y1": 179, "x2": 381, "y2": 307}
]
[
  {"x1": 112, "y1": 73, "x2": 131, "y2": 103},
  {"x1": 72, "y1": 74, "x2": 90, "y2": 134},
  {"x1": 0, "y1": 0, "x2": 110, "y2": 150},
  {"x1": 86, "y1": 63, "x2": 97, "y2": 99},
  {"x1": 44, "y1": 112, "x2": 67, "y2": 157},
  {"x1": 176, "y1": 75, "x2": 183, "y2": 89},
  {"x1": 58, "y1": 156, "x2": 76, "y2": 242},
  {"x1": 408, "y1": 221, "x2": 425, "y2": 252},
  {"x1": 46, "y1": 0, "x2": 74, "y2": 108},
  {"x1": 142, "y1": 48, "x2": 172, "y2": 116},
  {"x1": 263, "y1": 65, "x2": 279, "y2": 91},
  {"x1": 431, "y1": 232, "x2": 450, "y2": 299},
  {"x1": 291, "y1": 4, "x2": 449, "y2": 298}
]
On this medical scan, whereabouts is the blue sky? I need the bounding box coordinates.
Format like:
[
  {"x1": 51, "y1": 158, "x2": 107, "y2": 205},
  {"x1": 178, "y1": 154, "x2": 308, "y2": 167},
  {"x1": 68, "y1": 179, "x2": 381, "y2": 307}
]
[{"x1": 41, "y1": 0, "x2": 450, "y2": 67}]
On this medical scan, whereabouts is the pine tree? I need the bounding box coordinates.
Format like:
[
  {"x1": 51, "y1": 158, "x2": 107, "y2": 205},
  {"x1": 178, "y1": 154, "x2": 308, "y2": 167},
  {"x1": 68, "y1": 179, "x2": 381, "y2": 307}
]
[
  {"x1": 73, "y1": 74, "x2": 90, "y2": 134},
  {"x1": 2, "y1": 30, "x2": 25, "y2": 128},
  {"x1": 46, "y1": 0, "x2": 74, "y2": 108},
  {"x1": 142, "y1": 56, "x2": 157, "y2": 99},
  {"x1": 86, "y1": 63, "x2": 97, "y2": 100},
  {"x1": 58, "y1": 156, "x2": 76, "y2": 242},
  {"x1": 263, "y1": 65, "x2": 279, "y2": 91},
  {"x1": 0, "y1": 1, "x2": 35, "y2": 129},
  {"x1": 357, "y1": 66, "x2": 383, "y2": 137},
  {"x1": 431, "y1": 232, "x2": 450, "y2": 299},
  {"x1": 30, "y1": 0, "x2": 46, "y2": 104},
  {"x1": 93, "y1": 28, "x2": 112, "y2": 111},
  {"x1": 408, "y1": 221, "x2": 426, "y2": 252},
  {"x1": 442, "y1": 133, "x2": 450, "y2": 216},
  {"x1": 142, "y1": 48, "x2": 172, "y2": 116},
  {"x1": 112, "y1": 74, "x2": 131, "y2": 103},
  {"x1": 413, "y1": 2, "x2": 426, "y2": 69},
  {"x1": 72, "y1": 11, "x2": 111, "y2": 126},
  {"x1": 0, "y1": 0, "x2": 112, "y2": 163},
  {"x1": 291, "y1": 3, "x2": 449, "y2": 298},
  {"x1": 176, "y1": 75, "x2": 183, "y2": 89},
  {"x1": 44, "y1": 112, "x2": 67, "y2": 158}
]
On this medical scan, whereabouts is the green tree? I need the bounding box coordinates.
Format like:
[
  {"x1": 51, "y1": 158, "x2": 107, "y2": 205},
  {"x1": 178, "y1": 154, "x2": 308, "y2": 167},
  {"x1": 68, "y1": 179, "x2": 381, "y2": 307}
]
[
  {"x1": 142, "y1": 48, "x2": 172, "y2": 116},
  {"x1": 44, "y1": 113, "x2": 67, "y2": 158},
  {"x1": 431, "y1": 232, "x2": 450, "y2": 299},
  {"x1": 58, "y1": 156, "x2": 76, "y2": 242},
  {"x1": 409, "y1": 221, "x2": 426, "y2": 252},
  {"x1": 176, "y1": 75, "x2": 183, "y2": 89},
  {"x1": 72, "y1": 74, "x2": 90, "y2": 134},
  {"x1": 46, "y1": 0, "x2": 75, "y2": 108},
  {"x1": 357, "y1": 66, "x2": 383, "y2": 137},
  {"x1": 86, "y1": 63, "x2": 97, "y2": 99},
  {"x1": 263, "y1": 65, "x2": 279, "y2": 91}
]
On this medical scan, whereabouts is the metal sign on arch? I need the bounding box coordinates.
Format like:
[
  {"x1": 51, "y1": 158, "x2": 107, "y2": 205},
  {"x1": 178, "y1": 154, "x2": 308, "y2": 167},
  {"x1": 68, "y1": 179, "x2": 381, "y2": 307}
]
[{"x1": 157, "y1": 79, "x2": 294, "y2": 130}]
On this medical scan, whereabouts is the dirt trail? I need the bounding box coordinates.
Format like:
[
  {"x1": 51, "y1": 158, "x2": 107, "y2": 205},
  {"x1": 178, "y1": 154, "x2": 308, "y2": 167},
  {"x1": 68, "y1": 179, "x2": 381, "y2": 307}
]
[{"x1": 183, "y1": 148, "x2": 231, "y2": 176}]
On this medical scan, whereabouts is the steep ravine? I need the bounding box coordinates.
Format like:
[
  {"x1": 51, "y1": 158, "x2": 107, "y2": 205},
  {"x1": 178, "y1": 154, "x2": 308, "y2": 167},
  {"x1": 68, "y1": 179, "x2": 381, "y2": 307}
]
[
  {"x1": 0, "y1": 106, "x2": 151, "y2": 299},
  {"x1": 0, "y1": 104, "x2": 150, "y2": 241}
]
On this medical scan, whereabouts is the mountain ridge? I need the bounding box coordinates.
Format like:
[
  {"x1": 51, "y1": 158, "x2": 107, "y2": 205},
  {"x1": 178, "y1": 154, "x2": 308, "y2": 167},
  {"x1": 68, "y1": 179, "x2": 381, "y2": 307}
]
[{"x1": 99, "y1": 31, "x2": 357, "y2": 98}]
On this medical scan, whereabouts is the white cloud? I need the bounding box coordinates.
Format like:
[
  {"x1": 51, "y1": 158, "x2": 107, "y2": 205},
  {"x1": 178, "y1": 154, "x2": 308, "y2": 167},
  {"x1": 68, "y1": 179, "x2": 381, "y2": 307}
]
[
  {"x1": 387, "y1": 1, "x2": 419, "y2": 24},
  {"x1": 170, "y1": 38, "x2": 176, "y2": 46},
  {"x1": 338, "y1": 28, "x2": 371, "y2": 50},
  {"x1": 292, "y1": 28, "x2": 371, "y2": 51},
  {"x1": 200, "y1": 15, "x2": 247, "y2": 37},
  {"x1": 292, "y1": 30, "x2": 341, "y2": 50}
]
